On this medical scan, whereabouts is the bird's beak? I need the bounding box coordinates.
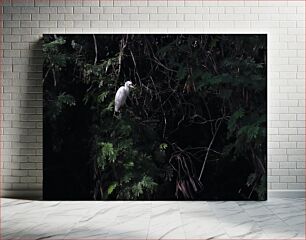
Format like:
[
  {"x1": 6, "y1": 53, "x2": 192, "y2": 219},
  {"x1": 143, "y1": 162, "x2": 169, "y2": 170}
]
[{"x1": 130, "y1": 85, "x2": 135, "y2": 89}]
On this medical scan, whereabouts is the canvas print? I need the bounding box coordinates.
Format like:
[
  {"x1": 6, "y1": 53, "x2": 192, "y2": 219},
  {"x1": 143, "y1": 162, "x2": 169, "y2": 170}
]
[{"x1": 43, "y1": 34, "x2": 267, "y2": 200}]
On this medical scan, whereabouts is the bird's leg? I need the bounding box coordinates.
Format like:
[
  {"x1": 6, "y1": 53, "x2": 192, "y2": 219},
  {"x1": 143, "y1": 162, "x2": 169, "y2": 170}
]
[{"x1": 113, "y1": 111, "x2": 121, "y2": 119}]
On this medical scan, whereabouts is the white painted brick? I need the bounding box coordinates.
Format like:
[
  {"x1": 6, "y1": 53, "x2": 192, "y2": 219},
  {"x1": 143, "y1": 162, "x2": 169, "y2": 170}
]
[
  {"x1": 39, "y1": 20, "x2": 57, "y2": 28},
  {"x1": 158, "y1": 20, "x2": 176, "y2": 28},
  {"x1": 271, "y1": 121, "x2": 288, "y2": 128},
  {"x1": 184, "y1": 0, "x2": 202, "y2": 7},
  {"x1": 279, "y1": 7, "x2": 297, "y2": 14},
  {"x1": 131, "y1": 0, "x2": 148, "y2": 7},
  {"x1": 184, "y1": 14, "x2": 202, "y2": 21},
  {"x1": 34, "y1": 0, "x2": 49, "y2": 6},
  {"x1": 209, "y1": 7, "x2": 225, "y2": 13},
  {"x1": 288, "y1": 155, "x2": 304, "y2": 162},
  {"x1": 49, "y1": 0, "x2": 65, "y2": 6},
  {"x1": 280, "y1": 100, "x2": 298, "y2": 106},
  {"x1": 288, "y1": 182, "x2": 305, "y2": 189},
  {"x1": 280, "y1": 162, "x2": 296, "y2": 169},
  {"x1": 98, "y1": 0, "x2": 114, "y2": 6},
  {"x1": 297, "y1": 162, "x2": 305, "y2": 169},
  {"x1": 289, "y1": 169, "x2": 304, "y2": 176},
  {"x1": 39, "y1": 7, "x2": 57, "y2": 14},
  {"x1": 272, "y1": 169, "x2": 289, "y2": 176},
  {"x1": 107, "y1": 21, "x2": 121, "y2": 28},
  {"x1": 297, "y1": 142, "x2": 305, "y2": 149},
  {"x1": 297, "y1": 176, "x2": 305, "y2": 183},
  {"x1": 158, "y1": 7, "x2": 176, "y2": 14},
  {"x1": 268, "y1": 148, "x2": 287, "y2": 155},
  {"x1": 32, "y1": 14, "x2": 49, "y2": 20},
  {"x1": 121, "y1": 20, "x2": 139, "y2": 28},
  {"x1": 279, "y1": 127, "x2": 297, "y2": 134},
  {"x1": 280, "y1": 176, "x2": 296, "y2": 183},
  {"x1": 289, "y1": 121, "x2": 304, "y2": 128},
  {"x1": 139, "y1": 7, "x2": 157, "y2": 13},
  {"x1": 269, "y1": 162, "x2": 279, "y2": 169},
  {"x1": 83, "y1": 0, "x2": 99, "y2": 7},
  {"x1": 65, "y1": 14, "x2": 83, "y2": 21},
  {"x1": 90, "y1": 7, "x2": 104, "y2": 13},
  {"x1": 251, "y1": 21, "x2": 279, "y2": 28},
  {"x1": 121, "y1": 7, "x2": 138, "y2": 14},
  {"x1": 219, "y1": 14, "x2": 244, "y2": 21},
  {"x1": 4, "y1": 6, "x2": 21, "y2": 13},
  {"x1": 280, "y1": 21, "x2": 296, "y2": 28},
  {"x1": 289, "y1": 135, "x2": 305, "y2": 142},
  {"x1": 50, "y1": 14, "x2": 65, "y2": 20},
  {"x1": 57, "y1": 7, "x2": 73, "y2": 14},
  {"x1": 234, "y1": 7, "x2": 251, "y2": 13},
  {"x1": 130, "y1": 14, "x2": 149, "y2": 21},
  {"x1": 103, "y1": 7, "x2": 121, "y2": 14},
  {"x1": 4, "y1": 176, "x2": 20, "y2": 183},
  {"x1": 12, "y1": 169, "x2": 28, "y2": 177},
  {"x1": 12, "y1": 14, "x2": 32, "y2": 20},
  {"x1": 139, "y1": 21, "x2": 158, "y2": 28},
  {"x1": 21, "y1": 21, "x2": 40, "y2": 28},
  {"x1": 271, "y1": 155, "x2": 287, "y2": 162},
  {"x1": 168, "y1": 14, "x2": 184, "y2": 21},
  {"x1": 288, "y1": 93, "x2": 304, "y2": 100},
  {"x1": 90, "y1": 21, "x2": 108, "y2": 28},
  {"x1": 286, "y1": 13, "x2": 304, "y2": 21},
  {"x1": 268, "y1": 176, "x2": 279, "y2": 183},
  {"x1": 225, "y1": 8, "x2": 234, "y2": 14},
  {"x1": 83, "y1": 14, "x2": 99, "y2": 21},
  {"x1": 210, "y1": 21, "x2": 234, "y2": 28},
  {"x1": 150, "y1": 14, "x2": 168, "y2": 21},
  {"x1": 148, "y1": 1, "x2": 167, "y2": 7},
  {"x1": 3, "y1": 14, "x2": 12, "y2": 21},
  {"x1": 271, "y1": 183, "x2": 288, "y2": 189},
  {"x1": 99, "y1": 14, "x2": 113, "y2": 20},
  {"x1": 177, "y1": 21, "x2": 195, "y2": 28},
  {"x1": 74, "y1": 7, "x2": 90, "y2": 14},
  {"x1": 65, "y1": 0, "x2": 82, "y2": 6},
  {"x1": 194, "y1": 21, "x2": 210, "y2": 29},
  {"x1": 113, "y1": 14, "x2": 129, "y2": 21},
  {"x1": 177, "y1": 7, "x2": 195, "y2": 14},
  {"x1": 280, "y1": 142, "x2": 296, "y2": 149},
  {"x1": 20, "y1": 177, "x2": 36, "y2": 183},
  {"x1": 297, "y1": 114, "x2": 305, "y2": 121},
  {"x1": 74, "y1": 21, "x2": 90, "y2": 28},
  {"x1": 251, "y1": 7, "x2": 279, "y2": 14},
  {"x1": 113, "y1": 0, "x2": 129, "y2": 6},
  {"x1": 21, "y1": 6, "x2": 39, "y2": 14}
]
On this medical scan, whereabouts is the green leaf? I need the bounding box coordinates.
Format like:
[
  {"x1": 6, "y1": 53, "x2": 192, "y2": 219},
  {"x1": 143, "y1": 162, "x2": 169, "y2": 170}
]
[
  {"x1": 97, "y1": 142, "x2": 117, "y2": 168},
  {"x1": 43, "y1": 37, "x2": 66, "y2": 53},
  {"x1": 159, "y1": 143, "x2": 168, "y2": 151},
  {"x1": 107, "y1": 182, "x2": 118, "y2": 195},
  {"x1": 227, "y1": 108, "x2": 245, "y2": 138},
  {"x1": 57, "y1": 92, "x2": 76, "y2": 107},
  {"x1": 98, "y1": 91, "x2": 108, "y2": 103}
]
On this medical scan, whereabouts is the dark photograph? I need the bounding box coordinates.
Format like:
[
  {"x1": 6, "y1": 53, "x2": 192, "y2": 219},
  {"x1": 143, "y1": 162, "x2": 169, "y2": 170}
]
[{"x1": 43, "y1": 34, "x2": 267, "y2": 200}]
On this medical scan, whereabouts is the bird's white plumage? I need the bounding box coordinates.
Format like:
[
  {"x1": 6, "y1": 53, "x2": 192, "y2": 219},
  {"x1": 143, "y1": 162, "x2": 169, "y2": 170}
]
[{"x1": 114, "y1": 81, "x2": 134, "y2": 112}]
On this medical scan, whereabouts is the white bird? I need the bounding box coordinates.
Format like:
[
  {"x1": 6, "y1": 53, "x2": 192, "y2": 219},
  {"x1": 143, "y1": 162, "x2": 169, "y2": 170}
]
[{"x1": 114, "y1": 81, "x2": 134, "y2": 112}]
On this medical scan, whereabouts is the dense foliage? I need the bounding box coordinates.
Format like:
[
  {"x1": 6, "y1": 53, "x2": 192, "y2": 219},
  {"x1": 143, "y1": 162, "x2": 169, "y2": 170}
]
[{"x1": 43, "y1": 34, "x2": 267, "y2": 200}]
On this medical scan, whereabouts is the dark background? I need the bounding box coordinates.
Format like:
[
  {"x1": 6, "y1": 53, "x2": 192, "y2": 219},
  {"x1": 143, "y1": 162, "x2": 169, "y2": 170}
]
[{"x1": 43, "y1": 34, "x2": 267, "y2": 200}]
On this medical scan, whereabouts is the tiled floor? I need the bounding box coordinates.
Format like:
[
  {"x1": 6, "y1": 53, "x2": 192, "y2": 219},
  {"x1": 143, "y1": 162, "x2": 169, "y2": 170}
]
[{"x1": 2, "y1": 198, "x2": 305, "y2": 239}]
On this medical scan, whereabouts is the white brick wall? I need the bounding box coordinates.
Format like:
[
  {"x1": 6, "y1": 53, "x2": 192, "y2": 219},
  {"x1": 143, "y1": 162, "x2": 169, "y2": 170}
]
[{"x1": 1, "y1": 0, "x2": 305, "y2": 198}]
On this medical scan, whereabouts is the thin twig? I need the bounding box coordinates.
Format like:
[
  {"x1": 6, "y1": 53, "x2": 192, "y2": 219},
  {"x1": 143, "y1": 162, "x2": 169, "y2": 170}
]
[
  {"x1": 93, "y1": 34, "x2": 98, "y2": 65},
  {"x1": 198, "y1": 119, "x2": 223, "y2": 181}
]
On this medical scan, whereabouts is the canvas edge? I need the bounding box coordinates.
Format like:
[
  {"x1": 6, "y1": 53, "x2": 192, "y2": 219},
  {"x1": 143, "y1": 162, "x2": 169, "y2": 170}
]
[{"x1": 1, "y1": 190, "x2": 304, "y2": 200}]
